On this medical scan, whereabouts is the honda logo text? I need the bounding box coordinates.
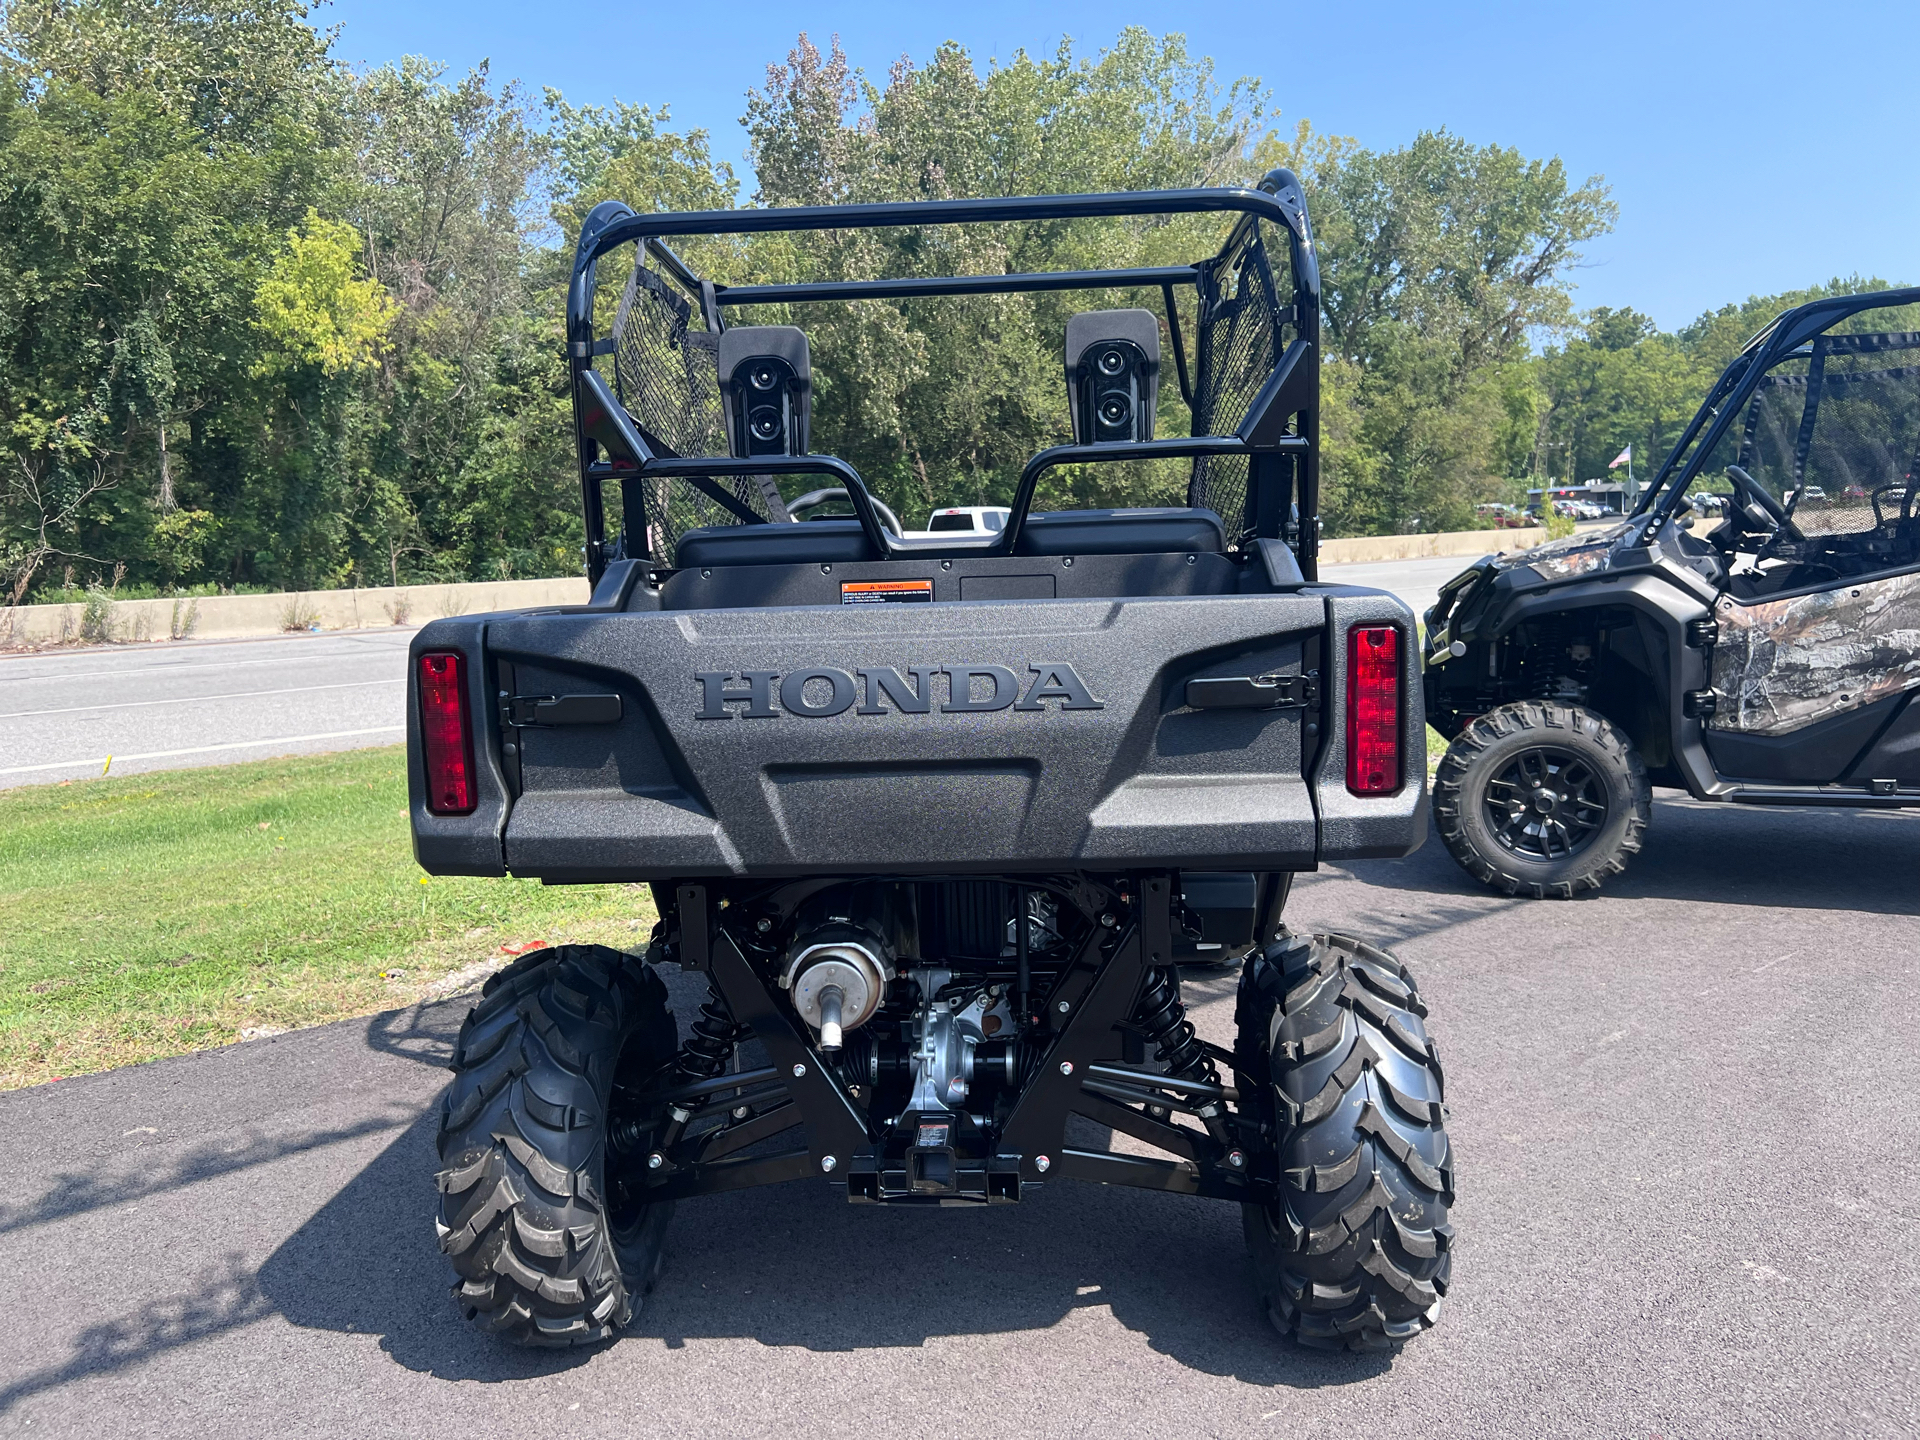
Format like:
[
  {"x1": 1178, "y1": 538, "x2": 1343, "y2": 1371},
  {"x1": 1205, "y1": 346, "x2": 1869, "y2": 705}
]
[{"x1": 695, "y1": 664, "x2": 1103, "y2": 719}]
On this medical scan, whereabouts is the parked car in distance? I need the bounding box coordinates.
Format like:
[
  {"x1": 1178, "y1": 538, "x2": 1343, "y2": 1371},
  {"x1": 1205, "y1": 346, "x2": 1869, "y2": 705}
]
[
  {"x1": 1475, "y1": 502, "x2": 1534, "y2": 529},
  {"x1": 914, "y1": 505, "x2": 1011, "y2": 536}
]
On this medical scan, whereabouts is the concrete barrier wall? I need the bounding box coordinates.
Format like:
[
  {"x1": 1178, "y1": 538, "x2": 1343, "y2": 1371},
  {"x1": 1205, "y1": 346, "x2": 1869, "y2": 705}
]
[
  {"x1": 1318, "y1": 525, "x2": 1550, "y2": 565},
  {"x1": 1, "y1": 576, "x2": 592, "y2": 648},
  {"x1": 2, "y1": 524, "x2": 1559, "y2": 649}
]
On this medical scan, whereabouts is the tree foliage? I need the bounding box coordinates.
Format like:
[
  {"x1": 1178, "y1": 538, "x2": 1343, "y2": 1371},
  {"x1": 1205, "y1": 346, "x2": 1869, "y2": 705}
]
[{"x1": 0, "y1": 8, "x2": 1888, "y2": 605}]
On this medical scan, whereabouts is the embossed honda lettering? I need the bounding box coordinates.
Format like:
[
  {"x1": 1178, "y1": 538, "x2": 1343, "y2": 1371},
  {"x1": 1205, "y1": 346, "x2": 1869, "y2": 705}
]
[{"x1": 694, "y1": 663, "x2": 1104, "y2": 718}]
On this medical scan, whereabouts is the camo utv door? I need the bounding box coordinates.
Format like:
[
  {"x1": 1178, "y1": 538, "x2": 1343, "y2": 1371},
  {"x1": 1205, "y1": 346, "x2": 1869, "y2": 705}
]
[{"x1": 1702, "y1": 325, "x2": 1920, "y2": 785}]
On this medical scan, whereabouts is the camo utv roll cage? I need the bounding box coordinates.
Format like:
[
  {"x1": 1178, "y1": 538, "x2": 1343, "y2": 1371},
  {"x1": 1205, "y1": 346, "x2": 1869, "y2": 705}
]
[
  {"x1": 1628, "y1": 285, "x2": 1920, "y2": 536},
  {"x1": 564, "y1": 172, "x2": 1323, "y2": 585}
]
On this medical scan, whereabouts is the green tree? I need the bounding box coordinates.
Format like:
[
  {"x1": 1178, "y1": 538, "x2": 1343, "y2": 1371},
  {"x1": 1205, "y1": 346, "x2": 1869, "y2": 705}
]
[
  {"x1": 0, "y1": 0, "x2": 339, "y2": 596},
  {"x1": 1287, "y1": 129, "x2": 1616, "y2": 532}
]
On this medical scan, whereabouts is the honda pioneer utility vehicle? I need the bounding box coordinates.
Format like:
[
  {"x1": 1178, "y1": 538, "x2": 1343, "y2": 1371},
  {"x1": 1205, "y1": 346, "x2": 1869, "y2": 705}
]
[
  {"x1": 1427, "y1": 287, "x2": 1920, "y2": 897},
  {"x1": 409, "y1": 173, "x2": 1452, "y2": 1352}
]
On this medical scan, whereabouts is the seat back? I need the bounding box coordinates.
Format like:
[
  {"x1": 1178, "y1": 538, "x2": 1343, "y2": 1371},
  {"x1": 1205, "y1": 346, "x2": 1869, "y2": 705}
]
[
  {"x1": 1015, "y1": 507, "x2": 1225, "y2": 556},
  {"x1": 674, "y1": 519, "x2": 878, "y2": 569}
]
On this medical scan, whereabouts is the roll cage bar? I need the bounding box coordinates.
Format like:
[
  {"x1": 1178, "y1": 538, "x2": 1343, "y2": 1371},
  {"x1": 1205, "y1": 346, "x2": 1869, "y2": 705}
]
[
  {"x1": 565, "y1": 174, "x2": 1323, "y2": 585},
  {"x1": 1631, "y1": 285, "x2": 1920, "y2": 538}
]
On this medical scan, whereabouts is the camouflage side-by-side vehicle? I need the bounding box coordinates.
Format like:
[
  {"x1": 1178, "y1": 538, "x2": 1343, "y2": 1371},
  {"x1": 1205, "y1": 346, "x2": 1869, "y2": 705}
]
[{"x1": 1427, "y1": 287, "x2": 1920, "y2": 895}]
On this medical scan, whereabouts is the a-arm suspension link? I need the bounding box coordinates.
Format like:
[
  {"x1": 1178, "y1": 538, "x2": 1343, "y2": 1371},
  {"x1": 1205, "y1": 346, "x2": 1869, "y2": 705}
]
[{"x1": 1133, "y1": 965, "x2": 1233, "y2": 1146}]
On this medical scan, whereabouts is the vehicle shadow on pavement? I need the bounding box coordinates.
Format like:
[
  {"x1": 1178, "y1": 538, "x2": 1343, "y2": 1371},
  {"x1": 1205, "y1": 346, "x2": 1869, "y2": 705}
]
[
  {"x1": 257, "y1": 1108, "x2": 1393, "y2": 1391},
  {"x1": 1320, "y1": 797, "x2": 1920, "y2": 921},
  {"x1": 1611, "y1": 798, "x2": 1920, "y2": 914},
  {"x1": 0, "y1": 1254, "x2": 276, "y2": 1416}
]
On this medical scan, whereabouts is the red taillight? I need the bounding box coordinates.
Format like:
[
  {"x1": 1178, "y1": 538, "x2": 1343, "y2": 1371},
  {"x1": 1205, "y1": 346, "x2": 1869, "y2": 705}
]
[
  {"x1": 418, "y1": 651, "x2": 476, "y2": 815},
  {"x1": 1346, "y1": 626, "x2": 1401, "y2": 795}
]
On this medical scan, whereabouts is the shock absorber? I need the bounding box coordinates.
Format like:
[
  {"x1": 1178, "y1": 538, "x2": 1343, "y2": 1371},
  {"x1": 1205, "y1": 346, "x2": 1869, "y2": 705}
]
[
  {"x1": 1134, "y1": 965, "x2": 1233, "y2": 1145},
  {"x1": 681, "y1": 986, "x2": 747, "y2": 1082},
  {"x1": 651, "y1": 984, "x2": 748, "y2": 1152}
]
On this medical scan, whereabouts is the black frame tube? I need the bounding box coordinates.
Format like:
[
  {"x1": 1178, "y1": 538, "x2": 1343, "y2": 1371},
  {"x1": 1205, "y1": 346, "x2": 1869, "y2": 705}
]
[
  {"x1": 1635, "y1": 284, "x2": 1920, "y2": 534},
  {"x1": 1161, "y1": 282, "x2": 1196, "y2": 411},
  {"x1": 715, "y1": 266, "x2": 1199, "y2": 307},
  {"x1": 567, "y1": 175, "x2": 1324, "y2": 583},
  {"x1": 637, "y1": 435, "x2": 1301, "y2": 561}
]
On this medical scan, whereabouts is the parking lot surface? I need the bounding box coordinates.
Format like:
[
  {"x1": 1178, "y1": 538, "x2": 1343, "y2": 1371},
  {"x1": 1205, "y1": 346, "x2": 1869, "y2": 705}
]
[{"x1": 2, "y1": 799, "x2": 1914, "y2": 1438}]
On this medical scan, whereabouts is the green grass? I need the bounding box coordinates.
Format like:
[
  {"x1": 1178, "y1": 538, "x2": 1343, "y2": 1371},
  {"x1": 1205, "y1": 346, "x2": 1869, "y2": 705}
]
[{"x1": 0, "y1": 746, "x2": 654, "y2": 1090}]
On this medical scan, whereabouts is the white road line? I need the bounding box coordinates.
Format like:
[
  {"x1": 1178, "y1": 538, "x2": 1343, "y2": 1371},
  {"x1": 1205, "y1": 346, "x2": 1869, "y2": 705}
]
[
  {"x1": 0, "y1": 726, "x2": 406, "y2": 776},
  {"x1": 0, "y1": 642, "x2": 411, "y2": 684},
  {"x1": 0, "y1": 678, "x2": 405, "y2": 720}
]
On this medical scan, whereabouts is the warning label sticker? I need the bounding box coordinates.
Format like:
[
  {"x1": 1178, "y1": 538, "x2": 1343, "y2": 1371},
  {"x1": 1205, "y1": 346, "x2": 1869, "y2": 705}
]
[{"x1": 840, "y1": 579, "x2": 933, "y2": 604}]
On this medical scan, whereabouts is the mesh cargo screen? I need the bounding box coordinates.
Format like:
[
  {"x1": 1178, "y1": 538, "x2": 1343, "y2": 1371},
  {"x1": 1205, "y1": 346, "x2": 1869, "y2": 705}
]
[
  {"x1": 605, "y1": 221, "x2": 1301, "y2": 563},
  {"x1": 1730, "y1": 331, "x2": 1920, "y2": 539},
  {"x1": 1189, "y1": 220, "x2": 1294, "y2": 532},
  {"x1": 611, "y1": 258, "x2": 783, "y2": 563}
]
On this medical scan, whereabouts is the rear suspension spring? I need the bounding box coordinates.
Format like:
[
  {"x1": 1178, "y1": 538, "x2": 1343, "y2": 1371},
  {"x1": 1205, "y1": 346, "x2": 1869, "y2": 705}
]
[
  {"x1": 637, "y1": 984, "x2": 749, "y2": 1156},
  {"x1": 680, "y1": 986, "x2": 748, "y2": 1083},
  {"x1": 1136, "y1": 966, "x2": 1216, "y2": 1084},
  {"x1": 1134, "y1": 966, "x2": 1232, "y2": 1145}
]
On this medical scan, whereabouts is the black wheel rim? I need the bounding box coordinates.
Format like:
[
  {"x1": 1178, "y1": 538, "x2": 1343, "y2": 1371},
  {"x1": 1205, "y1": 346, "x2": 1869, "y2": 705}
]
[{"x1": 1482, "y1": 744, "x2": 1608, "y2": 862}]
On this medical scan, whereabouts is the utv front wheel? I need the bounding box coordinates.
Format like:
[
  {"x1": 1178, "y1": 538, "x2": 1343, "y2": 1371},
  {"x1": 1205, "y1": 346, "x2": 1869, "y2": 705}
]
[
  {"x1": 1235, "y1": 932, "x2": 1453, "y2": 1352},
  {"x1": 435, "y1": 944, "x2": 678, "y2": 1346},
  {"x1": 1434, "y1": 700, "x2": 1650, "y2": 898}
]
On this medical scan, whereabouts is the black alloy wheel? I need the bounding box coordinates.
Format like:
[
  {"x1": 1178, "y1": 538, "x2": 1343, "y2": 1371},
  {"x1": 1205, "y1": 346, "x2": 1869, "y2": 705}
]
[
  {"x1": 1482, "y1": 745, "x2": 1609, "y2": 861},
  {"x1": 1433, "y1": 700, "x2": 1651, "y2": 899}
]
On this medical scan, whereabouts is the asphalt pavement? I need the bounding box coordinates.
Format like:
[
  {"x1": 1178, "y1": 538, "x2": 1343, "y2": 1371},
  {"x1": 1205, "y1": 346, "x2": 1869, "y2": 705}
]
[
  {"x1": 3, "y1": 798, "x2": 1916, "y2": 1438},
  {"x1": 0, "y1": 556, "x2": 1475, "y2": 790},
  {"x1": 1315, "y1": 553, "x2": 1477, "y2": 622},
  {"x1": 0, "y1": 628, "x2": 414, "y2": 788}
]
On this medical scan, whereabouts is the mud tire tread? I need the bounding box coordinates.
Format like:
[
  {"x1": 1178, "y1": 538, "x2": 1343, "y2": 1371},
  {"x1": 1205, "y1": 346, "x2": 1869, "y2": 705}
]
[
  {"x1": 434, "y1": 943, "x2": 675, "y2": 1348},
  {"x1": 1432, "y1": 699, "x2": 1650, "y2": 899},
  {"x1": 1236, "y1": 931, "x2": 1453, "y2": 1353}
]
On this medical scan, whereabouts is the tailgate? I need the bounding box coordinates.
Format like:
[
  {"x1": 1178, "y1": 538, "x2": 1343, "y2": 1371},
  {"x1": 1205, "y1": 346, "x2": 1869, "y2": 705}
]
[
  {"x1": 485, "y1": 595, "x2": 1327, "y2": 880},
  {"x1": 408, "y1": 587, "x2": 1428, "y2": 879}
]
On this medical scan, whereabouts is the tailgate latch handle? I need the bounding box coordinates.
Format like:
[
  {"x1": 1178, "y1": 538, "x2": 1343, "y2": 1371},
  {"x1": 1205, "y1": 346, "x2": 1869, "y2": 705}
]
[
  {"x1": 1184, "y1": 674, "x2": 1318, "y2": 710},
  {"x1": 507, "y1": 693, "x2": 623, "y2": 726}
]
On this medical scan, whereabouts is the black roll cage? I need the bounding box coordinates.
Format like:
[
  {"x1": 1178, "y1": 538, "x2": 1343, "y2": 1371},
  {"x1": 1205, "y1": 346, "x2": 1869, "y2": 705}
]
[
  {"x1": 565, "y1": 173, "x2": 1323, "y2": 585},
  {"x1": 1631, "y1": 285, "x2": 1920, "y2": 537}
]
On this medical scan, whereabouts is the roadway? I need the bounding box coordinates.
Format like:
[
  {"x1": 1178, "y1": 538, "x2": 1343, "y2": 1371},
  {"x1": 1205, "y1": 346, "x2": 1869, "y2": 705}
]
[
  {"x1": 0, "y1": 556, "x2": 1477, "y2": 790},
  {"x1": 2, "y1": 798, "x2": 1915, "y2": 1436},
  {"x1": 0, "y1": 629, "x2": 413, "y2": 789}
]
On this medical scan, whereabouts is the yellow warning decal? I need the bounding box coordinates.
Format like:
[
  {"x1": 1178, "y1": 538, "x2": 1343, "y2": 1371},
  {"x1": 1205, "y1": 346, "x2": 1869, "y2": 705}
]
[{"x1": 840, "y1": 579, "x2": 933, "y2": 604}]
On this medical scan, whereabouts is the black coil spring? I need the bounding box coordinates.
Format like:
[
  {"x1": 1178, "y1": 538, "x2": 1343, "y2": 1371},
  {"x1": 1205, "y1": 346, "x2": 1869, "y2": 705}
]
[
  {"x1": 1135, "y1": 966, "x2": 1217, "y2": 1084},
  {"x1": 678, "y1": 985, "x2": 747, "y2": 1082}
]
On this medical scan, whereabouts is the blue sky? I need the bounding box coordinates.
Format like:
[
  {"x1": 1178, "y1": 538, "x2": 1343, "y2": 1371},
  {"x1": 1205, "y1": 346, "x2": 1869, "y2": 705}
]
[{"x1": 315, "y1": 0, "x2": 1918, "y2": 331}]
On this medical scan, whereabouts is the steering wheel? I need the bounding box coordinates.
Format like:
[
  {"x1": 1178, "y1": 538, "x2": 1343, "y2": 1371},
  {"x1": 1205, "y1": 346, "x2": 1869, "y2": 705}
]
[
  {"x1": 1871, "y1": 483, "x2": 1915, "y2": 527},
  {"x1": 1724, "y1": 465, "x2": 1804, "y2": 544},
  {"x1": 787, "y1": 486, "x2": 906, "y2": 537}
]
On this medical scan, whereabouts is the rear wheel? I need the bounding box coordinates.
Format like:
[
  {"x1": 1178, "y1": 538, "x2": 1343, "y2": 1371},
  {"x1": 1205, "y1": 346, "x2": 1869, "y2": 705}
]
[
  {"x1": 1434, "y1": 699, "x2": 1650, "y2": 898},
  {"x1": 435, "y1": 944, "x2": 677, "y2": 1346},
  {"x1": 1235, "y1": 931, "x2": 1454, "y2": 1352}
]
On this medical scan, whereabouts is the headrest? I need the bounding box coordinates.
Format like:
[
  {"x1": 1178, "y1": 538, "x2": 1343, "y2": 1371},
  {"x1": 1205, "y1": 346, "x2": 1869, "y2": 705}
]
[
  {"x1": 1064, "y1": 309, "x2": 1161, "y2": 444},
  {"x1": 716, "y1": 326, "x2": 812, "y2": 456}
]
